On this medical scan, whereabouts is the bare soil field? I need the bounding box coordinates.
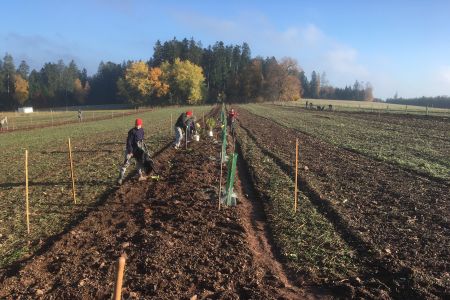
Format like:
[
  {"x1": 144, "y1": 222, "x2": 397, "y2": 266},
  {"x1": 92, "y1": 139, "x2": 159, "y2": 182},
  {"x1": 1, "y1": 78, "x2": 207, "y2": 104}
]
[{"x1": 0, "y1": 107, "x2": 321, "y2": 299}]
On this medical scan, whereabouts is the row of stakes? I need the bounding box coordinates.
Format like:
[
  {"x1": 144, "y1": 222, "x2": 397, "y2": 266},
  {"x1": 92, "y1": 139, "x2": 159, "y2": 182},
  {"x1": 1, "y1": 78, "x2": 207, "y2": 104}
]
[
  {"x1": 20, "y1": 107, "x2": 299, "y2": 297},
  {"x1": 22, "y1": 109, "x2": 206, "y2": 233},
  {"x1": 19, "y1": 111, "x2": 206, "y2": 298}
]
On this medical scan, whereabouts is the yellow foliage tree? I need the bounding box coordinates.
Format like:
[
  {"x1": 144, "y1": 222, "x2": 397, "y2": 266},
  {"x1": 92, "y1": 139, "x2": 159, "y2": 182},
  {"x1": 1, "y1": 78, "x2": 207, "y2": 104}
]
[
  {"x1": 161, "y1": 58, "x2": 205, "y2": 104},
  {"x1": 118, "y1": 61, "x2": 169, "y2": 105},
  {"x1": 279, "y1": 75, "x2": 301, "y2": 102},
  {"x1": 74, "y1": 78, "x2": 90, "y2": 104},
  {"x1": 149, "y1": 67, "x2": 169, "y2": 97},
  {"x1": 13, "y1": 74, "x2": 29, "y2": 105}
]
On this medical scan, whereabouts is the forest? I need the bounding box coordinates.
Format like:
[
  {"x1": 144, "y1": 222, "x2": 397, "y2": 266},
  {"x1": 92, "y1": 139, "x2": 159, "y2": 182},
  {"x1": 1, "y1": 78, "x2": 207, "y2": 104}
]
[
  {"x1": 386, "y1": 95, "x2": 450, "y2": 108},
  {"x1": 0, "y1": 38, "x2": 375, "y2": 110}
]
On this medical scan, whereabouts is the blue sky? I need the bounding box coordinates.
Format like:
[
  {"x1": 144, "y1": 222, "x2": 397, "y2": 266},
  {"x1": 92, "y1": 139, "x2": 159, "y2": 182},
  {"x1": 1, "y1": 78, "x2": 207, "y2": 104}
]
[{"x1": 1, "y1": 0, "x2": 450, "y2": 99}]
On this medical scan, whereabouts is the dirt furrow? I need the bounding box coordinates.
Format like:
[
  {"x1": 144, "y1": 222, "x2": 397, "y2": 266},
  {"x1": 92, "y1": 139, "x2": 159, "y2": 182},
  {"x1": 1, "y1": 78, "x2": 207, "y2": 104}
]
[{"x1": 234, "y1": 142, "x2": 329, "y2": 300}]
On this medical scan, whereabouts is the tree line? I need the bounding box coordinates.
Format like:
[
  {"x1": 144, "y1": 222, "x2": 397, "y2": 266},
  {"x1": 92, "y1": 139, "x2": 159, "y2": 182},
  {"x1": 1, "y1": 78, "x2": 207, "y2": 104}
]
[
  {"x1": 1, "y1": 37, "x2": 374, "y2": 110},
  {"x1": 386, "y1": 95, "x2": 450, "y2": 109}
]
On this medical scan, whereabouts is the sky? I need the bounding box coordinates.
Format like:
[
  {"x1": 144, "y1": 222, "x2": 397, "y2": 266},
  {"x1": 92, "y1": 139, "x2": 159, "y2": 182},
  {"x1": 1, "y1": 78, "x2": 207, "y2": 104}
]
[{"x1": 1, "y1": 0, "x2": 450, "y2": 99}]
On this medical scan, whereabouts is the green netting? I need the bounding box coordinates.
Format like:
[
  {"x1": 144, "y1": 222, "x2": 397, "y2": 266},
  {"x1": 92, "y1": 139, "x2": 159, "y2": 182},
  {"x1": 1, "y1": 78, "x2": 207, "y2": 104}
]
[
  {"x1": 221, "y1": 111, "x2": 227, "y2": 163},
  {"x1": 224, "y1": 152, "x2": 238, "y2": 206}
]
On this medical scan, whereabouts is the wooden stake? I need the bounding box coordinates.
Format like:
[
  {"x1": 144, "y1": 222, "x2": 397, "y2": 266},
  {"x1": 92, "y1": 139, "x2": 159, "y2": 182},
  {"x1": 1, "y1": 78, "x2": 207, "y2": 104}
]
[
  {"x1": 294, "y1": 138, "x2": 299, "y2": 212},
  {"x1": 25, "y1": 150, "x2": 30, "y2": 234},
  {"x1": 68, "y1": 138, "x2": 77, "y2": 204},
  {"x1": 113, "y1": 256, "x2": 126, "y2": 300}
]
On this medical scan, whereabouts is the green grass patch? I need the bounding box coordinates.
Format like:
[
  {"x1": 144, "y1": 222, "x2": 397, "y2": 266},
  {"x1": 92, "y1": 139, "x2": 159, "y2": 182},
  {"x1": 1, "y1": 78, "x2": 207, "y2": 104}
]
[
  {"x1": 242, "y1": 103, "x2": 450, "y2": 180},
  {"x1": 236, "y1": 125, "x2": 361, "y2": 282}
]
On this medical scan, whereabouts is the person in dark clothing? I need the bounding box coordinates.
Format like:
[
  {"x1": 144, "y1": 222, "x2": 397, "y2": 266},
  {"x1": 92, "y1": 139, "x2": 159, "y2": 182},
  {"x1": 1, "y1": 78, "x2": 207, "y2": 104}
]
[
  {"x1": 117, "y1": 118, "x2": 147, "y2": 185},
  {"x1": 174, "y1": 111, "x2": 193, "y2": 149},
  {"x1": 228, "y1": 108, "x2": 238, "y2": 136}
]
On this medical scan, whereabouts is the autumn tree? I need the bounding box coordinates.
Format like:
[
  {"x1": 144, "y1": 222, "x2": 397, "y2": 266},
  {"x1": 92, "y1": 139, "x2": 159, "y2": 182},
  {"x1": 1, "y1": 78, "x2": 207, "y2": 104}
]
[
  {"x1": 263, "y1": 57, "x2": 301, "y2": 102},
  {"x1": 13, "y1": 74, "x2": 29, "y2": 105},
  {"x1": 279, "y1": 58, "x2": 301, "y2": 101},
  {"x1": 364, "y1": 82, "x2": 374, "y2": 101},
  {"x1": 73, "y1": 78, "x2": 91, "y2": 104},
  {"x1": 148, "y1": 67, "x2": 169, "y2": 97},
  {"x1": 117, "y1": 61, "x2": 168, "y2": 105},
  {"x1": 161, "y1": 58, "x2": 205, "y2": 104}
]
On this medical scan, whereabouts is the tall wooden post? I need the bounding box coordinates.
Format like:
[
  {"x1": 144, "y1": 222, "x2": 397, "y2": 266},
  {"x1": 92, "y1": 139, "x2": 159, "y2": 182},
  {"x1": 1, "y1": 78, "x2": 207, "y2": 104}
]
[
  {"x1": 25, "y1": 150, "x2": 30, "y2": 234},
  {"x1": 68, "y1": 138, "x2": 77, "y2": 204}
]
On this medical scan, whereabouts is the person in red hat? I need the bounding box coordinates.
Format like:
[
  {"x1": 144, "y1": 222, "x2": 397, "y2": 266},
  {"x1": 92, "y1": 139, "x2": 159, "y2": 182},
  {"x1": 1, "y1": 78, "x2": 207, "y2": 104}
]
[
  {"x1": 227, "y1": 108, "x2": 239, "y2": 137},
  {"x1": 173, "y1": 110, "x2": 193, "y2": 149},
  {"x1": 117, "y1": 118, "x2": 147, "y2": 184}
]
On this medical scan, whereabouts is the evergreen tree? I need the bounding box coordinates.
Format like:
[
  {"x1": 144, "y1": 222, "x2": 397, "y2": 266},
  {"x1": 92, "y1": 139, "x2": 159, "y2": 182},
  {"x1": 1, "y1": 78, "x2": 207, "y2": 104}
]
[
  {"x1": 310, "y1": 71, "x2": 320, "y2": 98},
  {"x1": 299, "y1": 71, "x2": 309, "y2": 98},
  {"x1": 17, "y1": 60, "x2": 30, "y2": 79}
]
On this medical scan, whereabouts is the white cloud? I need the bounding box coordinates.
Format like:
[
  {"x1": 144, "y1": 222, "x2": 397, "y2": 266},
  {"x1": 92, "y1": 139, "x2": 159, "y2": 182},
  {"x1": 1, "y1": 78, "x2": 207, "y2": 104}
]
[
  {"x1": 438, "y1": 66, "x2": 450, "y2": 84},
  {"x1": 172, "y1": 11, "x2": 369, "y2": 88},
  {"x1": 300, "y1": 24, "x2": 325, "y2": 46},
  {"x1": 325, "y1": 44, "x2": 368, "y2": 77}
]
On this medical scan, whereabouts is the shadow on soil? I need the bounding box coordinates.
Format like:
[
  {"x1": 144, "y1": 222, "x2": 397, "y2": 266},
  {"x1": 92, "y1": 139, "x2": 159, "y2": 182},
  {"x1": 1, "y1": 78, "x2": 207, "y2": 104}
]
[{"x1": 239, "y1": 122, "x2": 424, "y2": 299}]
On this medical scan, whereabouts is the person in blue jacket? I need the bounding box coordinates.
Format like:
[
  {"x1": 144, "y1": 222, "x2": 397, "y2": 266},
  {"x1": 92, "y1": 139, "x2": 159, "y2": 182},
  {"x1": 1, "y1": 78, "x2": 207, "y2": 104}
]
[{"x1": 117, "y1": 118, "x2": 147, "y2": 185}]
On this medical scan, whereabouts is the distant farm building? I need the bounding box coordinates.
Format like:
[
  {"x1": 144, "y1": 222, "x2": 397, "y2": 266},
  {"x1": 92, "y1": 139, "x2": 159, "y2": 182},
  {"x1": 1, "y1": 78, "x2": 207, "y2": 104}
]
[{"x1": 18, "y1": 107, "x2": 34, "y2": 114}]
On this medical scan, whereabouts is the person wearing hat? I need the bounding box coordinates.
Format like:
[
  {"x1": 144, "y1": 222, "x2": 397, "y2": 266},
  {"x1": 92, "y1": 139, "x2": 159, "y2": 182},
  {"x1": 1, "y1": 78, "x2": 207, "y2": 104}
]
[
  {"x1": 174, "y1": 110, "x2": 193, "y2": 149},
  {"x1": 117, "y1": 118, "x2": 147, "y2": 185},
  {"x1": 227, "y1": 108, "x2": 239, "y2": 137}
]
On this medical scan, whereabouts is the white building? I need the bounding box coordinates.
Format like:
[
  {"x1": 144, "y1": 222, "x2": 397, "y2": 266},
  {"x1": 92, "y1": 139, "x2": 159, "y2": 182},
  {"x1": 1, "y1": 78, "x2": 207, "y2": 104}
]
[{"x1": 18, "y1": 107, "x2": 34, "y2": 113}]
